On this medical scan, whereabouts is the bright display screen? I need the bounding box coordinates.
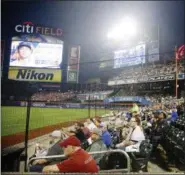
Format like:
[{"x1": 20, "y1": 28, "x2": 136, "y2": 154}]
[
  {"x1": 114, "y1": 44, "x2": 146, "y2": 68},
  {"x1": 9, "y1": 41, "x2": 63, "y2": 68}
]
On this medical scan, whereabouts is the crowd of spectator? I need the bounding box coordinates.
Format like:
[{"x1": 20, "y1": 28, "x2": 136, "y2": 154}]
[
  {"x1": 31, "y1": 90, "x2": 113, "y2": 102},
  {"x1": 109, "y1": 62, "x2": 185, "y2": 82},
  {"x1": 77, "y1": 90, "x2": 113, "y2": 101},
  {"x1": 31, "y1": 91, "x2": 76, "y2": 102},
  {"x1": 29, "y1": 98, "x2": 185, "y2": 173}
]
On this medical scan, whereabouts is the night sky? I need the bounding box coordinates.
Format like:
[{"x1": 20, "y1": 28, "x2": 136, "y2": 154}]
[{"x1": 2, "y1": 1, "x2": 185, "y2": 81}]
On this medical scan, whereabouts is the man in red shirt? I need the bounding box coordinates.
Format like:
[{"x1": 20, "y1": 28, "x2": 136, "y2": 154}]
[{"x1": 42, "y1": 136, "x2": 99, "y2": 173}]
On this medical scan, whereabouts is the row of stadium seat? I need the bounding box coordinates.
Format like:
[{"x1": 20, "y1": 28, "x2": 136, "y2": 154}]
[{"x1": 161, "y1": 115, "x2": 185, "y2": 166}]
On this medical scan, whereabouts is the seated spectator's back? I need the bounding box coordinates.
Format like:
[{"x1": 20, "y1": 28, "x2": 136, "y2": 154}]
[
  {"x1": 101, "y1": 127, "x2": 112, "y2": 148},
  {"x1": 86, "y1": 128, "x2": 108, "y2": 165}
]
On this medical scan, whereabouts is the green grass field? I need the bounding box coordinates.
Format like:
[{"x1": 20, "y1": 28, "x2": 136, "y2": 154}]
[{"x1": 1, "y1": 107, "x2": 109, "y2": 136}]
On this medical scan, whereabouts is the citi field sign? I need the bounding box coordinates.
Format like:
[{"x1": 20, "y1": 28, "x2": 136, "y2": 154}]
[{"x1": 14, "y1": 21, "x2": 63, "y2": 36}]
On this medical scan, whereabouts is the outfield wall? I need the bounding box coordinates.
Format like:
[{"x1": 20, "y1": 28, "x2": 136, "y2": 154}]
[
  {"x1": 2, "y1": 101, "x2": 131, "y2": 109},
  {"x1": 2, "y1": 101, "x2": 106, "y2": 109}
]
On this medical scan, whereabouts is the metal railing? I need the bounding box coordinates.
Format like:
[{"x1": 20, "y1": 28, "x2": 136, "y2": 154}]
[
  {"x1": 2, "y1": 173, "x2": 185, "y2": 175},
  {"x1": 28, "y1": 149, "x2": 131, "y2": 173}
]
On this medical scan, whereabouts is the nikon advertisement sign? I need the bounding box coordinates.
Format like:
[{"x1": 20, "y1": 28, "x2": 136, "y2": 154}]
[{"x1": 8, "y1": 67, "x2": 62, "y2": 82}]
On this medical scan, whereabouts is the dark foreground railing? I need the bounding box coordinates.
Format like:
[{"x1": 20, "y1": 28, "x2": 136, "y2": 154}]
[
  {"x1": 1, "y1": 173, "x2": 184, "y2": 175},
  {"x1": 28, "y1": 150, "x2": 131, "y2": 173}
]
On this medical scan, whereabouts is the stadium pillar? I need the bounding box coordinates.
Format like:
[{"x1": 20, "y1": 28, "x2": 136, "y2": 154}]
[{"x1": 24, "y1": 95, "x2": 31, "y2": 172}]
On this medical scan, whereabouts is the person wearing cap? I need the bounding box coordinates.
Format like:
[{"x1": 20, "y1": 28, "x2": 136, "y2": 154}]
[
  {"x1": 42, "y1": 136, "x2": 98, "y2": 173},
  {"x1": 86, "y1": 128, "x2": 107, "y2": 165},
  {"x1": 11, "y1": 42, "x2": 35, "y2": 67},
  {"x1": 30, "y1": 130, "x2": 64, "y2": 172}
]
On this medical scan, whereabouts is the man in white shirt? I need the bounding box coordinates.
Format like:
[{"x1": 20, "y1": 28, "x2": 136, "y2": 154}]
[{"x1": 116, "y1": 115, "x2": 145, "y2": 151}]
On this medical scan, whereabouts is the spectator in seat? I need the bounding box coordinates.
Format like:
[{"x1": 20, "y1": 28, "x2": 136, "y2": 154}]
[
  {"x1": 151, "y1": 111, "x2": 167, "y2": 154},
  {"x1": 42, "y1": 136, "x2": 99, "y2": 173},
  {"x1": 94, "y1": 118, "x2": 102, "y2": 127},
  {"x1": 116, "y1": 115, "x2": 145, "y2": 150},
  {"x1": 86, "y1": 128, "x2": 108, "y2": 165},
  {"x1": 170, "y1": 108, "x2": 178, "y2": 122},
  {"x1": 101, "y1": 125, "x2": 112, "y2": 148},
  {"x1": 76, "y1": 122, "x2": 92, "y2": 145},
  {"x1": 130, "y1": 103, "x2": 139, "y2": 114},
  {"x1": 115, "y1": 115, "x2": 123, "y2": 126},
  {"x1": 86, "y1": 118, "x2": 97, "y2": 131},
  {"x1": 74, "y1": 123, "x2": 89, "y2": 149},
  {"x1": 177, "y1": 103, "x2": 184, "y2": 116},
  {"x1": 30, "y1": 130, "x2": 64, "y2": 172}
]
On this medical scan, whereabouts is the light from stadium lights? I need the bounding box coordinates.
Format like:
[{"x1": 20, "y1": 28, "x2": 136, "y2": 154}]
[{"x1": 107, "y1": 17, "x2": 137, "y2": 40}]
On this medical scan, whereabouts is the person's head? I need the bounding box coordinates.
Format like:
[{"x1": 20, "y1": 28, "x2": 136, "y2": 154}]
[
  {"x1": 101, "y1": 125, "x2": 107, "y2": 133},
  {"x1": 86, "y1": 119, "x2": 91, "y2": 124},
  {"x1": 96, "y1": 117, "x2": 101, "y2": 124},
  {"x1": 158, "y1": 112, "x2": 167, "y2": 120},
  {"x1": 75, "y1": 122, "x2": 84, "y2": 130},
  {"x1": 59, "y1": 136, "x2": 81, "y2": 157},
  {"x1": 130, "y1": 115, "x2": 141, "y2": 128},
  {"x1": 17, "y1": 42, "x2": 33, "y2": 59},
  {"x1": 132, "y1": 111, "x2": 139, "y2": 116},
  {"x1": 91, "y1": 128, "x2": 102, "y2": 141}
]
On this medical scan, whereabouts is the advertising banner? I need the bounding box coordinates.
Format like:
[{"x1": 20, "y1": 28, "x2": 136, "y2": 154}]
[
  {"x1": 146, "y1": 74, "x2": 175, "y2": 82},
  {"x1": 104, "y1": 96, "x2": 142, "y2": 103},
  {"x1": 67, "y1": 46, "x2": 80, "y2": 83},
  {"x1": 8, "y1": 67, "x2": 62, "y2": 82},
  {"x1": 108, "y1": 74, "x2": 177, "y2": 85}
]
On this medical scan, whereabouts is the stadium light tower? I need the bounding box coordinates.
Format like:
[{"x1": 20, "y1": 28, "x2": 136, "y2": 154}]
[{"x1": 107, "y1": 17, "x2": 137, "y2": 41}]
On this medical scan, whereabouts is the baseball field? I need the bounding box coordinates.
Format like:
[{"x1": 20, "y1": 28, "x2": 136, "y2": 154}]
[{"x1": 2, "y1": 106, "x2": 109, "y2": 136}]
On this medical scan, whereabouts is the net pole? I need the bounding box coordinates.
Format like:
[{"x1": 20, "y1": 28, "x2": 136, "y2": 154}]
[
  {"x1": 88, "y1": 95, "x2": 91, "y2": 118},
  {"x1": 95, "y1": 97, "x2": 97, "y2": 117},
  {"x1": 175, "y1": 46, "x2": 178, "y2": 98},
  {"x1": 24, "y1": 95, "x2": 31, "y2": 172}
]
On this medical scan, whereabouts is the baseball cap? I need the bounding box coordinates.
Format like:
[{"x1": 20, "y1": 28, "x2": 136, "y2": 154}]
[
  {"x1": 59, "y1": 136, "x2": 81, "y2": 148},
  {"x1": 18, "y1": 42, "x2": 33, "y2": 50}
]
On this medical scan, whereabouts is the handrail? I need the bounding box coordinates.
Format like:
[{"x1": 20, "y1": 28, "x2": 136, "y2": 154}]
[
  {"x1": 2, "y1": 173, "x2": 185, "y2": 175},
  {"x1": 28, "y1": 149, "x2": 131, "y2": 173}
]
